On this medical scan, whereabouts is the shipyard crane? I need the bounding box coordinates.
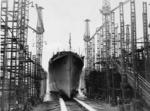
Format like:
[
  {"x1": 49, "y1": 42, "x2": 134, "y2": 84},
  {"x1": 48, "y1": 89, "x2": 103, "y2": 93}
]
[
  {"x1": 87, "y1": 0, "x2": 130, "y2": 42},
  {"x1": 35, "y1": 4, "x2": 44, "y2": 64},
  {"x1": 2, "y1": 2, "x2": 44, "y2": 64},
  {"x1": 84, "y1": 0, "x2": 130, "y2": 103},
  {"x1": 1, "y1": 1, "x2": 42, "y2": 34}
]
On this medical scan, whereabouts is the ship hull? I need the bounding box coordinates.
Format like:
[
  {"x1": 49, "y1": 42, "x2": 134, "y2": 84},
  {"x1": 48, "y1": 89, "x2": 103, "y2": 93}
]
[{"x1": 49, "y1": 52, "x2": 83, "y2": 98}]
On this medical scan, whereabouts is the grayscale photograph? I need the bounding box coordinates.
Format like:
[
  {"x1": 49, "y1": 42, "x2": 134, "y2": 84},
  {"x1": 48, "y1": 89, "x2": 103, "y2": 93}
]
[{"x1": 0, "y1": 0, "x2": 150, "y2": 111}]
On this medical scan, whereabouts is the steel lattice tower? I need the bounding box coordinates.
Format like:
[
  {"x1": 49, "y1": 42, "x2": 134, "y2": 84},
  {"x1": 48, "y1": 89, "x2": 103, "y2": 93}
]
[
  {"x1": 143, "y1": 2, "x2": 150, "y2": 81},
  {"x1": 102, "y1": 0, "x2": 111, "y2": 102},
  {"x1": 36, "y1": 5, "x2": 44, "y2": 65},
  {"x1": 84, "y1": 19, "x2": 91, "y2": 71}
]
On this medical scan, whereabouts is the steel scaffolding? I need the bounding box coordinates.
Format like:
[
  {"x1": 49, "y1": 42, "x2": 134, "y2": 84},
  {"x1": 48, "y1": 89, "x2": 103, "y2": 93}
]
[
  {"x1": 130, "y1": 0, "x2": 139, "y2": 100},
  {"x1": 110, "y1": 11, "x2": 116, "y2": 103},
  {"x1": 143, "y1": 2, "x2": 150, "y2": 81},
  {"x1": 84, "y1": 0, "x2": 150, "y2": 108},
  {"x1": 119, "y1": 2, "x2": 126, "y2": 103},
  {"x1": 1, "y1": 0, "x2": 9, "y2": 110},
  {"x1": 96, "y1": 31, "x2": 100, "y2": 71},
  {"x1": 111, "y1": 12, "x2": 115, "y2": 58},
  {"x1": 102, "y1": 0, "x2": 111, "y2": 102},
  {"x1": 91, "y1": 37, "x2": 95, "y2": 70},
  {"x1": 0, "y1": 0, "x2": 46, "y2": 110}
]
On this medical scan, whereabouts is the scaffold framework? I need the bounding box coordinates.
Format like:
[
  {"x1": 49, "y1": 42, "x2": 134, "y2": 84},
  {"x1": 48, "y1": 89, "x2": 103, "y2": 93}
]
[{"x1": 0, "y1": 0, "x2": 46, "y2": 110}]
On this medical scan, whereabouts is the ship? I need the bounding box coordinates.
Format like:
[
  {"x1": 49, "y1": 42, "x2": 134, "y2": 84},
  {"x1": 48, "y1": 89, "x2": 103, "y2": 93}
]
[{"x1": 48, "y1": 51, "x2": 84, "y2": 98}]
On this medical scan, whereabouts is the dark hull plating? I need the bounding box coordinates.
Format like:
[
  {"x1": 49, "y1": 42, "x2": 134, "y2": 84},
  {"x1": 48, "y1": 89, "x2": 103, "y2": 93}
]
[{"x1": 49, "y1": 51, "x2": 83, "y2": 98}]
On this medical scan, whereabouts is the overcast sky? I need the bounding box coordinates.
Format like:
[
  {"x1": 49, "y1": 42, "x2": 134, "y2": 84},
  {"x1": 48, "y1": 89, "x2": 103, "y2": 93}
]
[{"x1": 27, "y1": 0, "x2": 150, "y2": 71}]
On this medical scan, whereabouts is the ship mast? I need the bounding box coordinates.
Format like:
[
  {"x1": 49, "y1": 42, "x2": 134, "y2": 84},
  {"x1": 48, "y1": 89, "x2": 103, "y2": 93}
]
[{"x1": 69, "y1": 33, "x2": 72, "y2": 51}]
